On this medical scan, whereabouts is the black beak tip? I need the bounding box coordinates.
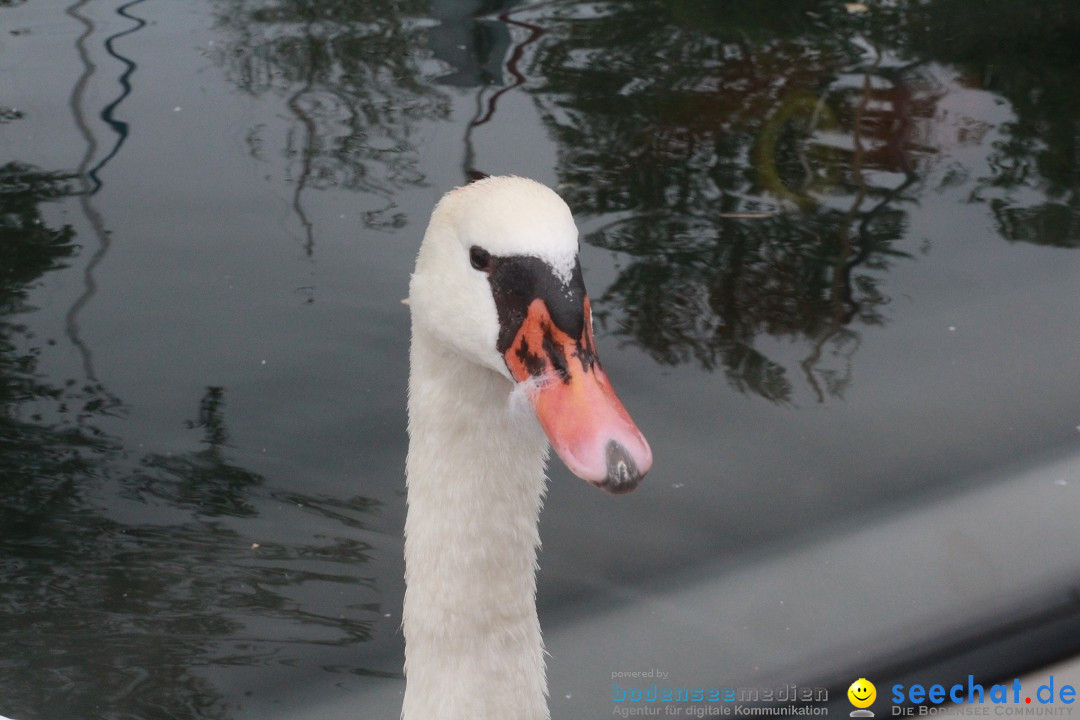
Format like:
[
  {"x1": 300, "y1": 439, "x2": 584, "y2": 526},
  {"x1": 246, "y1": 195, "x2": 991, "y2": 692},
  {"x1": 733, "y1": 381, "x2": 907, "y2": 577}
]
[{"x1": 594, "y1": 441, "x2": 643, "y2": 495}]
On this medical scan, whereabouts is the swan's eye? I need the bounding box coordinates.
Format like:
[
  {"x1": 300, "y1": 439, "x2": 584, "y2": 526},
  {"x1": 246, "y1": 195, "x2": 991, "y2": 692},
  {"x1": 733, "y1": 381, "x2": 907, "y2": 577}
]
[{"x1": 469, "y1": 246, "x2": 491, "y2": 271}]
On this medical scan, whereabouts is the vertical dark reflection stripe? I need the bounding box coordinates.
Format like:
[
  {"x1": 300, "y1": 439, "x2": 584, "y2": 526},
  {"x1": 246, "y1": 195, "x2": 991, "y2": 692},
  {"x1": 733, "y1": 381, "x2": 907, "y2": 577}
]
[
  {"x1": 63, "y1": 0, "x2": 142, "y2": 414},
  {"x1": 88, "y1": 0, "x2": 148, "y2": 188},
  {"x1": 64, "y1": 0, "x2": 107, "y2": 385}
]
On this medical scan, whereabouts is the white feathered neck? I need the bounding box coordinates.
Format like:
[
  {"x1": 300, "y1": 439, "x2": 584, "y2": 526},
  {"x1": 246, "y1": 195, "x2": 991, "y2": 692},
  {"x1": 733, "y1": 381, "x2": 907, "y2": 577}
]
[{"x1": 402, "y1": 327, "x2": 551, "y2": 720}]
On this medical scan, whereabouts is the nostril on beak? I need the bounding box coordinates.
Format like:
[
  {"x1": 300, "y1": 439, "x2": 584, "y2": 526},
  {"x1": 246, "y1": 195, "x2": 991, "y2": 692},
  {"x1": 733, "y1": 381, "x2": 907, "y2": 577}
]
[{"x1": 601, "y1": 440, "x2": 642, "y2": 494}]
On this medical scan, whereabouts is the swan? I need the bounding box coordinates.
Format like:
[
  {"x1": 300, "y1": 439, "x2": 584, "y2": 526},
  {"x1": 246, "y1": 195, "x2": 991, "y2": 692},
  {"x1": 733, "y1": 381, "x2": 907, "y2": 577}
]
[{"x1": 403, "y1": 176, "x2": 653, "y2": 719}]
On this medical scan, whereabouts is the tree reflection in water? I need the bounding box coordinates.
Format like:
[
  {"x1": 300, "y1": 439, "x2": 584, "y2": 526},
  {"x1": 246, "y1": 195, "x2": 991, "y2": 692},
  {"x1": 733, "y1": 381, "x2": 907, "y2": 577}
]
[
  {"x1": 883, "y1": 0, "x2": 1080, "y2": 249},
  {"x1": 0, "y1": 170, "x2": 382, "y2": 719},
  {"x1": 0, "y1": 162, "x2": 109, "y2": 516},
  {"x1": 5, "y1": 1, "x2": 457, "y2": 715},
  {"x1": 209, "y1": 0, "x2": 452, "y2": 251},
  {"x1": 520, "y1": 1, "x2": 943, "y2": 402},
  {"x1": 500, "y1": 0, "x2": 1077, "y2": 401}
]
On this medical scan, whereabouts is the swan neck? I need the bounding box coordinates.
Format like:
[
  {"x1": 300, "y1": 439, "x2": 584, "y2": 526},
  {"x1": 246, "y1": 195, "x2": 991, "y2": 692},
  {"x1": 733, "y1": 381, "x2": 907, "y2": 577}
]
[{"x1": 403, "y1": 328, "x2": 551, "y2": 720}]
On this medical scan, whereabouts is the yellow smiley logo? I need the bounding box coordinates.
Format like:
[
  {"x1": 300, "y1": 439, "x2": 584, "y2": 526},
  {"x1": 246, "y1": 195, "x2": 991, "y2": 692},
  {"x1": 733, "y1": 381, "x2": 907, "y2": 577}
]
[{"x1": 848, "y1": 678, "x2": 876, "y2": 709}]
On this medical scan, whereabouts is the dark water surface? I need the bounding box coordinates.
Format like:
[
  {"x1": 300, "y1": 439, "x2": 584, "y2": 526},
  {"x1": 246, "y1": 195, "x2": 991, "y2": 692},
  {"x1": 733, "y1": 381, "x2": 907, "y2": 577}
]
[{"x1": 2, "y1": 1, "x2": 1079, "y2": 718}]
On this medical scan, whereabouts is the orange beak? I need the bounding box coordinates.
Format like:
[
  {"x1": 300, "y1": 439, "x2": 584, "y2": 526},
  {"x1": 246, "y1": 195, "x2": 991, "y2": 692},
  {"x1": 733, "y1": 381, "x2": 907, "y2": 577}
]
[{"x1": 503, "y1": 296, "x2": 652, "y2": 493}]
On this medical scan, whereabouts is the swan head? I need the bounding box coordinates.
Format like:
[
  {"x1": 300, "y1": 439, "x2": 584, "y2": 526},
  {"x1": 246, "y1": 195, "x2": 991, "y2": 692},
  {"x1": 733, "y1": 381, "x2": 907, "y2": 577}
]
[{"x1": 410, "y1": 176, "x2": 652, "y2": 493}]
